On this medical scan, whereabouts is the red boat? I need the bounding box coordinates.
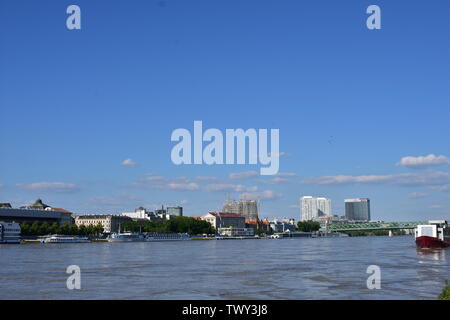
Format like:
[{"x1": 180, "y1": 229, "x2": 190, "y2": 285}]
[{"x1": 415, "y1": 220, "x2": 450, "y2": 248}]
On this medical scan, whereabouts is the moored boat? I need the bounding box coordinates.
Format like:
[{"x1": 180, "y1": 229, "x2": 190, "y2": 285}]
[
  {"x1": 145, "y1": 232, "x2": 191, "y2": 241},
  {"x1": 415, "y1": 220, "x2": 450, "y2": 248},
  {"x1": 43, "y1": 235, "x2": 90, "y2": 243},
  {"x1": 107, "y1": 232, "x2": 145, "y2": 242},
  {"x1": 0, "y1": 222, "x2": 21, "y2": 244}
]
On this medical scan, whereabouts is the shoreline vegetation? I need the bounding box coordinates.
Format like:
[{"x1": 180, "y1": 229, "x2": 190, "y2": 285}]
[
  {"x1": 20, "y1": 221, "x2": 103, "y2": 236},
  {"x1": 343, "y1": 230, "x2": 407, "y2": 237},
  {"x1": 438, "y1": 281, "x2": 450, "y2": 300},
  {"x1": 19, "y1": 216, "x2": 214, "y2": 237},
  {"x1": 120, "y1": 216, "x2": 215, "y2": 234}
]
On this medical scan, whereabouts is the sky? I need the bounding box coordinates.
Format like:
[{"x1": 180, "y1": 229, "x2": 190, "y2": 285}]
[{"x1": 1, "y1": 0, "x2": 449, "y2": 221}]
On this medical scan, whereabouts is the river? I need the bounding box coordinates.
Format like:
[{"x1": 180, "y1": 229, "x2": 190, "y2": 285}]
[{"x1": 0, "y1": 236, "x2": 448, "y2": 299}]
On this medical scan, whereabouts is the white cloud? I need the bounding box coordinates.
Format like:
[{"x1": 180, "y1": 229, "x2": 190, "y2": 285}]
[
  {"x1": 407, "y1": 192, "x2": 429, "y2": 199},
  {"x1": 275, "y1": 172, "x2": 297, "y2": 177},
  {"x1": 397, "y1": 154, "x2": 450, "y2": 169},
  {"x1": 140, "y1": 175, "x2": 165, "y2": 182},
  {"x1": 301, "y1": 171, "x2": 450, "y2": 188},
  {"x1": 16, "y1": 182, "x2": 79, "y2": 193},
  {"x1": 134, "y1": 179, "x2": 200, "y2": 191},
  {"x1": 165, "y1": 183, "x2": 200, "y2": 191},
  {"x1": 259, "y1": 172, "x2": 297, "y2": 185},
  {"x1": 121, "y1": 158, "x2": 138, "y2": 167},
  {"x1": 204, "y1": 184, "x2": 258, "y2": 192},
  {"x1": 192, "y1": 176, "x2": 220, "y2": 182},
  {"x1": 290, "y1": 204, "x2": 301, "y2": 209},
  {"x1": 229, "y1": 171, "x2": 259, "y2": 180},
  {"x1": 239, "y1": 190, "x2": 281, "y2": 200},
  {"x1": 259, "y1": 177, "x2": 290, "y2": 185},
  {"x1": 429, "y1": 185, "x2": 450, "y2": 192},
  {"x1": 429, "y1": 204, "x2": 443, "y2": 209}
]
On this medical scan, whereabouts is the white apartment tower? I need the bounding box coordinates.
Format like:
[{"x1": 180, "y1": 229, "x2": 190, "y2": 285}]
[
  {"x1": 223, "y1": 199, "x2": 259, "y2": 220},
  {"x1": 300, "y1": 196, "x2": 332, "y2": 221}
]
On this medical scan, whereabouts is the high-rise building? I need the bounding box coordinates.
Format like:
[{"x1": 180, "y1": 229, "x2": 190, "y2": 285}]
[
  {"x1": 300, "y1": 196, "x2": 332, "y2": 221},
  {"x1": 345, "y1": 198, "x2": 371, "y2": 221},
  {"x1": 122, "y1": 207, "x2": 153, "y2": 220},
  {"x1": 167, "y1": 206, "x2": 183, "y2": 217},
  {"x1": 223, "y1": 199, "x2": 258, "y2": 220}
]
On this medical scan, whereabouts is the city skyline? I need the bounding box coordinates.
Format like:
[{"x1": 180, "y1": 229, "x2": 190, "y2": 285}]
[{"x1": 1, "y1": 1, "x2": 449, "y2": 221}]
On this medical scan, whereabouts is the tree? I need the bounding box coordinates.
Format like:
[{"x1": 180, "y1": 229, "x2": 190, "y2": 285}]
[
  {"x1": 297, "y1": 220, "x2": 321, "y2": 232},
  {"x1": 30, "y1": 221, "x2": 40, "y2": 235},
  {"x1": 70, "y1": 224, "x2": 79, "y2": 235},
  {"x1": 58, "y1": 223, "x2": 70, "y2": 235},
  {"x1": 86, "y1": 225, "x2": 95, "y2": 235},
  {"x1": 94, "y1": 223, "x2": 104, "y2": 236},
  {"x1": 438, "y1": 281, "x2": 450, "y2": 300},
  {"x1": 20, "y1": 223, "x2": 30, "y2": 236},
  {"x1": 49, "y1": 222, "x2": 58, "y2": 235},
  {"x1": 78, "y1": 224, "x2": 87, "y2": 235},
  {"x1": 38, "y1": 222, "x2": 49, "y2": 235}
]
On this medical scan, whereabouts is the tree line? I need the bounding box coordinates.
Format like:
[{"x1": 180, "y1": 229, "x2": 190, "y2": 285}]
[
  {"x1": 20, "y1": 221, "x2": 104, "y2": 236},
  {"x1": 296, "y1": 220, "x2": 321, "y2": 232},
  {"x1": 121, "y1": 216, "x2": 215, "y2": 235},
  {"x1": 344, "y1": 230, "x2": 406, "y2": 237}
]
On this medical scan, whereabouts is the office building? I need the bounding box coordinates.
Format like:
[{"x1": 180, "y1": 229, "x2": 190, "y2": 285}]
[
  {"x1": 201, "y1": 212, "x2": 246, "y2": 230},
  {"x1": 167, "y1": 206, "x2": 183, "y2": 217},
  {"x1": 300, "y1": 196, "x2": 332, "y2": 221},
  {"x1": 122, "y1": 207, "x2": 154, "y2": 220},
  {"x1": 223, "y1": 199, "x2": 258, "y2": 220},
  {"x1": 345, "y1": 198, "x2": 371, "y2": 221}
]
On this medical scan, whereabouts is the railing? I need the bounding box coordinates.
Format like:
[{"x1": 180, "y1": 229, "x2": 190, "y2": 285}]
[{"x1": 326, "y1": 221, "x2": 427, "y2": 232}]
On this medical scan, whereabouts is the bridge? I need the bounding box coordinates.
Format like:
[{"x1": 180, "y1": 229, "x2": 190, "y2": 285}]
[{"x1": 326, "y1": 221, "x2": 427, "y2": 232}]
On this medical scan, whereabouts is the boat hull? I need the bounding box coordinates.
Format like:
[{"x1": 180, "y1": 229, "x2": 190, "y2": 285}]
[
  {"x1": 107, "y1": 238, "x2": 145, "y2": 242},
  {"x1": 145, "y1": 238, "x2": 191, "y2": 242},
  {"x1": 415, "y1": 236, "x2": 449, "y2": 248}
]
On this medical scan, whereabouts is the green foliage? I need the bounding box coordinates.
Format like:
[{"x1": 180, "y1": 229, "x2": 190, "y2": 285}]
[
  {"x1": 19, "y1": 221, "x2": 103, "y2": 236},
  {"x1": 48, "y1": 222, "x2": 58, "y2": 234},
  {"x1": 94, "y1": 223, "x2": 104, "y2": 235},
  {"x1": 297, "y1": 220, "x2": 321, "y2": 232},
  {"x1": 20, "y1": 218, "x2": 211, "y2": 236},
  {"x1": 30, "y1": 221, "x2": 40, "y2": 235},
  {"x1": 438, "y1": 281, "x2": 450, "y2": 300},
  {"x1": 344, "y1": 230, "x2": 406, "y2": 237},
  {"x1": 121, "y1": 217, "x2": 214, "y2": 235},
  {"x1": 59, "y1": 223, "x2": 70, "y2": 235}
]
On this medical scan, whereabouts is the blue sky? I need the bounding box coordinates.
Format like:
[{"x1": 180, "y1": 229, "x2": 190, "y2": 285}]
[{"x1": 1, "y1": 0, "x2": 449, "y2": 221}]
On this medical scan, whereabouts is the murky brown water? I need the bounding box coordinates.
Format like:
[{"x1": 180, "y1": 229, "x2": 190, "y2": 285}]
[{"x1": 0, "y1": 236, "x2": 448, "y2": 299}]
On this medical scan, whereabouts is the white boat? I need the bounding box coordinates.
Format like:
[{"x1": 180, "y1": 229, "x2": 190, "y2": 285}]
[
  {"x1": 415, "y1": 220, "x2": 450, "y2": 248},
  {"x1": 145, "y1": 233, "x2": 191, "y2": 241},
  {"x1": 107, "y1": 232, "x2": 145, "y2": 242},
  {"x1": 0, "y1": 222, "x2": 21, "y2": 244},
  {"x1": 43, "y1": 235, "x2": 90, "y2": 243}
]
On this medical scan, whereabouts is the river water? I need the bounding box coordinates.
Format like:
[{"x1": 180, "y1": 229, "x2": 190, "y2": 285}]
[{"x1": 0, "y1": 236, "x2": 448, "y2": 299}]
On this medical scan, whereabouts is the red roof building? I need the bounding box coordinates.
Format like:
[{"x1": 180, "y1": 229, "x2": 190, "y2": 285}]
[{"x1": 201, "y1": 212, "x2": 246, "y2": 229}]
